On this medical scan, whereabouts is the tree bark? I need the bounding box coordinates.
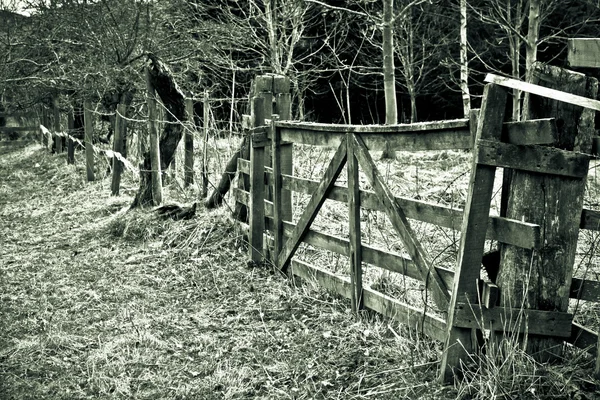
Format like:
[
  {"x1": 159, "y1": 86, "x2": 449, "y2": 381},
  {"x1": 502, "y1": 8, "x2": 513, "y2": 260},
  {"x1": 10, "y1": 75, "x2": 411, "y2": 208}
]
[
  {"x1": 496, "y1": 64, "x2": 598, "y2": 361},
  {"x1": 460, "y1": 0, "x2": 470, "y2": 118},
  {"x1": 131, "y1": 54, "x2": 186, "y2": 208}
]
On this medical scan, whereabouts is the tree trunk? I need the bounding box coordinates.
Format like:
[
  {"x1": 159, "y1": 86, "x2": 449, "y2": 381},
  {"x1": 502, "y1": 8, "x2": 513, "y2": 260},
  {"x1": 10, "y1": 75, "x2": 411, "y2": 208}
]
[
  {"x1": 131, "y1": 54, "x2": 186, "y2": 208},
  {"x1": 460, "y1": 0, "x2": 470, "y2": 118},
  {"x1": 522, "y1": 0, "x2": 541, "y2": 116},
  {"x1": 381, "y1": 0, "x2": 397, "y2": 159}
]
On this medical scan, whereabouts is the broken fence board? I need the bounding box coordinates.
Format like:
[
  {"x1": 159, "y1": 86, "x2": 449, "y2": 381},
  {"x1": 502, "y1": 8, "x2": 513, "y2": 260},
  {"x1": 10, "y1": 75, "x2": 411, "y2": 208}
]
[
  {"x1": 485, "y1": 73, "x2": 600, "y2": 112},
  {"x1": 477, "y1": 140, "x2": 590, "y2": 179},
  {"x1": 570, "y1": 278, "x2": 600, "y2": 302}
]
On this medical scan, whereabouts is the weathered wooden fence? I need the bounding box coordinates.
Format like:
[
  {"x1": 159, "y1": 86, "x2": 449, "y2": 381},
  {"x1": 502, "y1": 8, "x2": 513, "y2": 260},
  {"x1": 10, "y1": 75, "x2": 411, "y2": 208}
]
[
  {"x1": 0, "y1": 110, "x2": 38, "y2": 147},
  {"x1": 235, "y1": 72, "x2": 600, "y2": 382}
]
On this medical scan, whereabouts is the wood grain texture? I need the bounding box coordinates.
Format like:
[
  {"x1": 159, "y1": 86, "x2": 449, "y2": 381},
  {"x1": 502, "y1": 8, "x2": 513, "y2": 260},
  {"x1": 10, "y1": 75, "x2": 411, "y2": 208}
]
[
  {"x1": 477, "y1": 140, "x2": 590, "y2": 178},
  {"x1": 453, "y1": 304, "x2": 573, "y2": 338}
]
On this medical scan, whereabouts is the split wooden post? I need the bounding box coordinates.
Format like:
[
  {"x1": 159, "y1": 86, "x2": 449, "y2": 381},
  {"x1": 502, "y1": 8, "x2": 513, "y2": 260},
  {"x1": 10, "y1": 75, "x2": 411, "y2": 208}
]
[
  {"x1": 496, "y1": 64, "x2": 597, "y2": 362},
  {"x1": 249, "y1": 96, "x2": 266, "y2": 263},
  {"x1": 347, "y1": 132, "x2": 363, "y2": 312},
  {"x1": 83, "y1": 100, "x2": 95, "y2": 182},
  {"x1": 67, "y1": 109, "x2": 75, "y2": 165},
  {"x1": 147, "y1": 67, "x2": 163, "y2": 206},
  {"x1": 440, "y1": 83, "x2": 508, "y2": 383},
  {"x1": 111, "y1": 104, "x2": 126, "y2": 195},
  {"x1": 273, "y1": 76, "x2": 293, "y2": 223},
  {"x1": 184, "y1": 98, "x2": 195, "y2": 188},
  {"x1": 53, "y1": 98, "x2": 62, "y2": 153}
]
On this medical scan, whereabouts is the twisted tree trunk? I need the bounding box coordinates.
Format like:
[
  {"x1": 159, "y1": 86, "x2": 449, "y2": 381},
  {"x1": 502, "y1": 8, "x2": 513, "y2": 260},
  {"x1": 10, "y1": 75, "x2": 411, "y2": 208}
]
[{"x1": 132, "y1": 54, "x2": 186, "y2": 208}]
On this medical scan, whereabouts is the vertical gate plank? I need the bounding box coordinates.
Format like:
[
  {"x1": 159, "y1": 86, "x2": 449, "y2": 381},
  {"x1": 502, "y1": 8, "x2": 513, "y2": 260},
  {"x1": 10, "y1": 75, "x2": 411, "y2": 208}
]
[
  {"x1": 440, "y1": 83, "x2": 507, "y2": 382},
  {"x1": 271, "y1": 119, "x2": 283, "y2": 267},
  {"x1": 347, "y1": 133, "x2": 363, "y2": 311}
]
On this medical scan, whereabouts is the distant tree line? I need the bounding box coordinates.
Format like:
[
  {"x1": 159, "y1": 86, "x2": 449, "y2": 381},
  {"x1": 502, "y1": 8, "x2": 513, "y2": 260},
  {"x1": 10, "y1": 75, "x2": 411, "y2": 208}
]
[{"x1": 1, "y1": 0, "x2": 600, "y2": 128}]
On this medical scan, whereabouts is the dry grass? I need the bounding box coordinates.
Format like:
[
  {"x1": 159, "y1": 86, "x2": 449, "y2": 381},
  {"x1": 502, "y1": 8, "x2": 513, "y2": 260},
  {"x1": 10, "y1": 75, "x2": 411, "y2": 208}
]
[
  {"x1": 1, "y1": 142, "x2": 599, "y2": 400},
  {"x1": 0, "y1": 144, "x2": 454, "y2": 399}
]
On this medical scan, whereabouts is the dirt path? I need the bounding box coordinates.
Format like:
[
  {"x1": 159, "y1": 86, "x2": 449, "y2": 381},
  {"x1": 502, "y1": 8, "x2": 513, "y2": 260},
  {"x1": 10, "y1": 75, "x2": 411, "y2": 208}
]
[{"x1": 0, "y1": 145, "x2": 447, "y2": 399}]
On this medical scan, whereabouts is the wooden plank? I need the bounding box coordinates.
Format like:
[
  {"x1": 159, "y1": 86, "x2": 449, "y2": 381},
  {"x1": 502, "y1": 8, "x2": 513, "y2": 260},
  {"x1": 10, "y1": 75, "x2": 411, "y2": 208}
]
[
  {"x1": 290, "y1": 259, "x2": 447, "y2": 342},
  {"x1": 503, "y1": 118, "x2": 557, "y2": 145},
  {"x1": 581, "y1": 208, "x2": 600, "y2": 231},
  {"x1": 351, "y1": 133, "x2": 450, "y2": 311},
  {"x1": 250, "y1": 97, "x2": 266, "y2": 263},
  {"x1": 477, "y1": 140, "x2": 590, "y2": 178},
  {"x1": 277, "y1": 137, "x2": 347, "y2": 272},
  {"x1": 453, "y1": 304, "x2": 573, "y2": 338},
  {"x1": 84, "y1": 100, "x2": 95, "y2": 182},
  {"x1": 570, "y1": 278, "x2": 600, "y2": 302},
  {"x1": 362, "y1": 287, "x2": 447, "y2": 342},
  {"x1": 485, "y1": 73, "x2": 600, "y2": 112},
  {"x1": 441, "y1": 83, "x2": 507, "y2": 383},
  {"x1": 0, "y1": 126, "x2": 37, "y2": 132},
  {"x1": 290, "y1": 259, "x2": 352, "y2": 299},
  {"x1": 271, "y1": 120, "x2": 284, "y2": 267},
  {"x1": 568, "y1": 38, "x2": 600, "y2": 68},
  {"x1": 347, "y1": 133, "x2": 363, "y2": 311},
  {"x1": 277, "y1": 126, "x2": 472, "y2": 151},
  {"x1": 239, "y1": 161, "x2": 541, "y2": 249},
  {"x1": 568, "y1": 322, "x2": 598, "y2": 355}
]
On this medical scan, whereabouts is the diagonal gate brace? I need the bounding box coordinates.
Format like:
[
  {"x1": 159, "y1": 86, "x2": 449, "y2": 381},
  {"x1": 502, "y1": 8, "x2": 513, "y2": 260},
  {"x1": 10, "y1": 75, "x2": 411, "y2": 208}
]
[
  {"x1": 277, "y1": 136, "x2": 348, "y2": 272},
  {"x1": 350, "y1": 133, "x2": 450, "y2": 311}
]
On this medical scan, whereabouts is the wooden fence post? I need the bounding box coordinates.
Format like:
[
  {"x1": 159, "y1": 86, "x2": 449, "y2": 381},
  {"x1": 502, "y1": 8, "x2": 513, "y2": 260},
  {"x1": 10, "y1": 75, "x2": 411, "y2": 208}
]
[
  {"x1": 67, "y1": 109, "x2": 75, "y2": 164},
  {"x1": 184, "y1": 98, "x2": 195, "y2": 187},
  {"x1": 497, "y1": 64, "x2": 597, "y2": 362},
  {"x1": 84, "y1": 100, "x2": 95, "y2": 182},
  {"x1": 53, "y1": 98, "x2": 62, "y2": 153},
  {"x1": 147, "y1": 67, "x2": 163, "y2": 206},
  {"x1": 249, "y1": 96, "x2": 266, "y2": 263},
  {"x1": 111, "y1": 104, "x2": 126, "y2": 195}
]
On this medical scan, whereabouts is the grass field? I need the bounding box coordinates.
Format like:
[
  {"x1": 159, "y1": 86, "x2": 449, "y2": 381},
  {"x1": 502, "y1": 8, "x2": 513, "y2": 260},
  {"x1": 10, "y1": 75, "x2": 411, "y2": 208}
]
[{"x1": 1, "y1": 143, "x2": 599, "y2": 399}]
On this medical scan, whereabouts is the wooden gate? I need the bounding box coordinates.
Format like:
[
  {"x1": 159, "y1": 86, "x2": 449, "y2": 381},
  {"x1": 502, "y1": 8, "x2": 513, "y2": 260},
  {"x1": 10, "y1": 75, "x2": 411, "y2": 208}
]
[{"x1": 235, "y1": 73, "x2": 600, "y2": 382}]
